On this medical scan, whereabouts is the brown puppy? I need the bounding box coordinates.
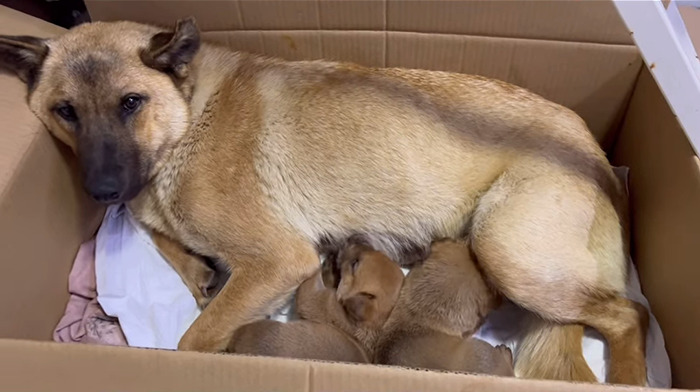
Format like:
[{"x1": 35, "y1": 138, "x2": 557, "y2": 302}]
[
  {"x1": 227, "y1": 318, "x2": 369, "y2": 363},
  {"x1": 373, "y1": 240, "x2": 513, "y2": 376},
  {"x1": 0, "y1": 17, "x2": 646, "y2": 384},
  {"x1": 296, "y1": 243, "x2": 405, "y2": 356}
]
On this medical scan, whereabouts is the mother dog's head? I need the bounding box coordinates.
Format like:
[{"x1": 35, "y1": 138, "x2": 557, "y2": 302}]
[{"x1": 0, "y1": 18, "x2": 200, "y2": 203}]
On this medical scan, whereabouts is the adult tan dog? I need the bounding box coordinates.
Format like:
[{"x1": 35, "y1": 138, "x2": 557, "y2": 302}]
[{"x1": 0, "y1": 17, "x2": 647, "y2": 385}]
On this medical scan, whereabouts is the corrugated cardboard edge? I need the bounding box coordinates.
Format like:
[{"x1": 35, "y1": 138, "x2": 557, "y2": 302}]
[{"x1": 0, "y1": 340, "x2": 676, "y2": 392}]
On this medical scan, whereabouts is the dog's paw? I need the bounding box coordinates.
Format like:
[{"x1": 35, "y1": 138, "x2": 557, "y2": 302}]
[{"x1": 192, "y1": 267, "x2": 224, "y2": 309}]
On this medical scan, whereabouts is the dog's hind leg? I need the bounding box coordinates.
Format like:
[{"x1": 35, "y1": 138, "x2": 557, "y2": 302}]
[
  {"x1": 580, "y1": 296, "x2": 649, "y2": 385},
  {"x1": 470, "y1": 169, "x2": 646, "y2": 386}
]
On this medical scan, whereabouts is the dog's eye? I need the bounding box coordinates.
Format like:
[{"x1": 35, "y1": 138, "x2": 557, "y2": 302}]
[
  {"x1": 122, "y1": 94, "x2": 142, "y2": 113},
  {"x1": 55, "y1": 104, "x2": 77, "y2": 122},
  {"x1": 362, "y1": 292, "x2": 376, "y2": 300}
]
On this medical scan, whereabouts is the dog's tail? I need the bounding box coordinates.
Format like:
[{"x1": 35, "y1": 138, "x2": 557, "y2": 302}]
[{"x1": 514, "y1": 318, "x2": 597, "y2": 383}]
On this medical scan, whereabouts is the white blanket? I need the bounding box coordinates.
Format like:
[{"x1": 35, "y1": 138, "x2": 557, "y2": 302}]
[
  {"x1": 94, "y1": 168, "x2": 671, "y2": 387},
  {"x1": 95, "y1": 205, "x2": 200, "y2": 350}
]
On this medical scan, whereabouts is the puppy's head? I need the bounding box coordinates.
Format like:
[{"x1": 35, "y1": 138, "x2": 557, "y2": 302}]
[
  {"x1": 335, "y1": 242, "x2": 404, "y2": 328},
  {"x1": 0, "y1": 18, "x2": 200, "y2": 204}
]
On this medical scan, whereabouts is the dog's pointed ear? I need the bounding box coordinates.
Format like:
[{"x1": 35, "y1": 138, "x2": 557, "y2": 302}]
[
  {"x1": 141, "y1": 17, "x2": 200, "y2": 79},
  {"x1": 0, "y1": 35, "x2": 48, "y2": 88}
]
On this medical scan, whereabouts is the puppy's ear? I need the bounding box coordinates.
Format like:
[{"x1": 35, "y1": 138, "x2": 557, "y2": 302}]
[
  {"x1": 343, "y1": 294, "x2": 371, "y2": 323},
  {"x1": 141, "y1": 17, "x2": 200, "y2": 79},
  {"x1": 0, "y1": 35, "x2": 48, "y2": 89}
]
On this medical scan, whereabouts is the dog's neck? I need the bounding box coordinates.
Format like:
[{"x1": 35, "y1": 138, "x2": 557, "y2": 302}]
[
  {"x1": 129, "y1": 44, "x2": 249, "y2": 240},
  {"x1": 188, "y1": 43, "x2": 242, "y2": 124}
]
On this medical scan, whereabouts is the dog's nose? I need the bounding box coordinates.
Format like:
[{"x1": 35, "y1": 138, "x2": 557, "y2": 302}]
[{"x1": 88, "y1": 178, "x2": 122, "y2": 203}]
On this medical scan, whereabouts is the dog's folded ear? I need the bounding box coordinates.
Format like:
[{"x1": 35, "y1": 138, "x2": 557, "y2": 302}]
[
  {"x1": 0, "y1": 35, "x2": 48, "y2": 89},
  {"x1": 342, "y1": 294, "x2": 371, "y2": 324},
  {"x1": 141, "y1": 17, "x2": 200, "y2": 79}
]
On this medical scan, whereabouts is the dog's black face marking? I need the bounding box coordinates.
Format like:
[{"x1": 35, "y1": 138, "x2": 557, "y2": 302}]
[
  {"x1": 54, "y1": 54, "x2": 154, "y2": 204},
  {"x1": 0, "y1": 19, "x2": 202, "y2": 207}
]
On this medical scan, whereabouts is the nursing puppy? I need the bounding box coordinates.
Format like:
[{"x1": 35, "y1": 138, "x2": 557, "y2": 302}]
[
  {"x1": 229, "y1": 244, "x2": 404, "y2": 363},
  {"x1": 226, "y1": 259, "x2": 371, "y2": 364},
  {"x1": 373, "y1": 240, "x2": 514, "y2": 376},
  {"x1": 0, "y1": 16, "x2": 647, "y2": 384},
  {"x1": 227, "y1": 319, "x2": 369, "y2": 363},
  {"x1": 295, "y1": 243, "x2": 405, "y2": 356}
]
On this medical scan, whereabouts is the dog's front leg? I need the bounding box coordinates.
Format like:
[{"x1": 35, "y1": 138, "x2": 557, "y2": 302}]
[{"x1": 177, "y1": 236, "x2": 320, "y2": 352}]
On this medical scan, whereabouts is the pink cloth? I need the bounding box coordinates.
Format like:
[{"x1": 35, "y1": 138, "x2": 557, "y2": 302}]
[{"x1": 53, "y1": 238, "x2": 126, "y2": 346}]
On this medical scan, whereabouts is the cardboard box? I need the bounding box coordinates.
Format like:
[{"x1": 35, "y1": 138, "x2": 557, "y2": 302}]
[{"x1": 0, "y1": 1, "x2": 699, "y2": 390}]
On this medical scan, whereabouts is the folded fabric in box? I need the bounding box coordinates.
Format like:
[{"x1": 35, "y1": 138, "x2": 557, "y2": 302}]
[{"x1": 54, "y1": 238, "x2": 126, "y2": 346}]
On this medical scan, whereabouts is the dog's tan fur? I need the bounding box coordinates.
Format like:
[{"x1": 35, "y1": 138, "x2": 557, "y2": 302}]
[{"x1": 0, "y1": 17, "x2": 647, "y2": 385}]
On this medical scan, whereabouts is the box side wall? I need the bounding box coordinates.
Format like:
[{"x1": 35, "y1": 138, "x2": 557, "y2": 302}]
[
  {"x1": 612, "y1": 69, "x2": 700, "y2": 389},
  {"x1": 86, "y1": 1, "x2": 641, "y2": 150},
  {"x1": 0, "y1": 340, "x2": 670, "y2": 392},
  {"x1": 85, "y1": 0, "x2": 633, "y2": 45},
  {"x1": 0, "y1": 6, "x2": 104, "y2": 340}
]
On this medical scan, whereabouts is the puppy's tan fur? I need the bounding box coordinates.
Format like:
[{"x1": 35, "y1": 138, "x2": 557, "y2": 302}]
[
  {"x1": 296, "y1": 244, "x2": 404, "y2": 356},
  {"x1": 364, "y1": 240, "x2": 514, "y2": 377},
  {"x1": 0, "y1": 17, "x2": 647, "y2": 385},
  {"x1": 227, "y1": 319, "x2": 369, "y2": 364}
]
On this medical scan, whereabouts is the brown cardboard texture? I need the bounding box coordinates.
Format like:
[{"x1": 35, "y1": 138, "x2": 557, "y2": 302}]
[{"x1": 0, "y1": 0, "x2": 698, "y2": 390}]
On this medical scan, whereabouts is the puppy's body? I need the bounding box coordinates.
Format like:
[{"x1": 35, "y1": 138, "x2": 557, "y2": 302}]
[
  {"x1": 381, "y1": 331, "x2": 514, "y2": 377},
  {"x1": 295, "y1": 245, "x2": 405, "y2": 356},
  {"x1": 0, "y1": 19, "x2": 647, "y2": 385},
  {"x1": 369, "y1": 240, "x2": 513, "y2": 376},
  {"x1": 385, "y1": 240, "x2": 499, "y2": 337},
  {"x1": 228, "y1": 319, "x2": 369, "y2": 363}
]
